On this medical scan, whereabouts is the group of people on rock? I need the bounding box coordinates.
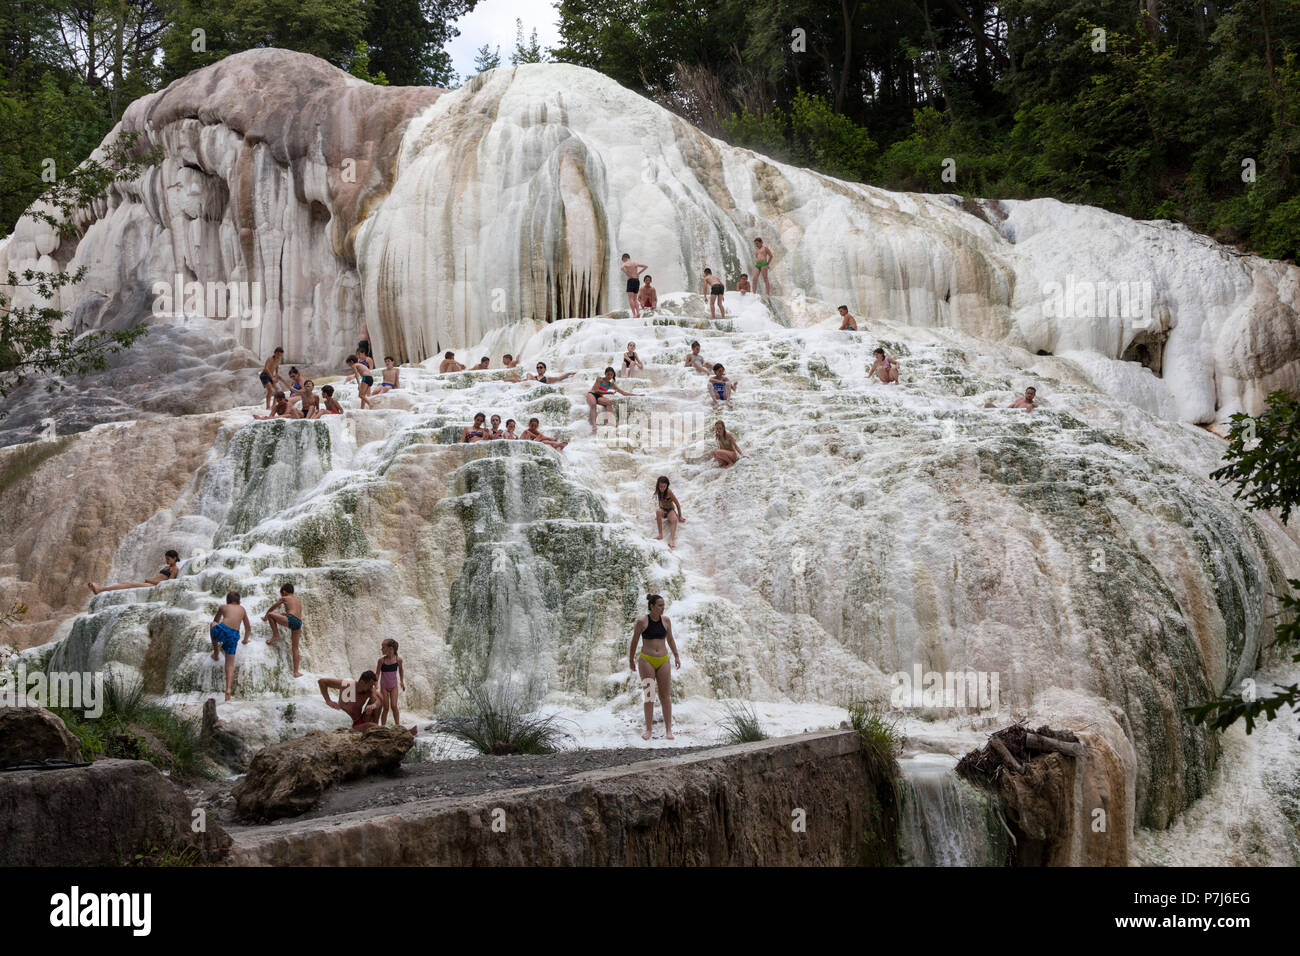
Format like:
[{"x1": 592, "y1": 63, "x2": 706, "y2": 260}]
[
  {"x1": 255, "y1": 340, "x2": 402, "y2": 419},
  {"x1": 620, "y1": 238, "x2": 776, "y2": 320}
]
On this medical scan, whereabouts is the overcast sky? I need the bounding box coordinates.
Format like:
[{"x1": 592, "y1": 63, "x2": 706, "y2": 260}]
[{"x1": 445, "y1": 0, "x2": 563, "y2": 81}]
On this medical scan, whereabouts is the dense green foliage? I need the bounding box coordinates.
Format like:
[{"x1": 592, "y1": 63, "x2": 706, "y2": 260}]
[
  {"x1": 554, "y1": 0, "x2": 1300, "y2": 260},
  {"x1": 1190, "y1": 391, "x2": 1300, "y2": 731}
]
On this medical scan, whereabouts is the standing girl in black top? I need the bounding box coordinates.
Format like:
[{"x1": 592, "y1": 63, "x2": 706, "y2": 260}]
[{"x1": 629, "y1": 594, "x2": 680, "y2": 740}]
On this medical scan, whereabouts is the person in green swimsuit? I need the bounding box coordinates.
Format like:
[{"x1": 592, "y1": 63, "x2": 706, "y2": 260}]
[
  {"x1": 753, "y1": 237, "x2": 775, "y2": 295},
  {"x1": 629, "y1": 593, "x2": 680, "y2": 740}
]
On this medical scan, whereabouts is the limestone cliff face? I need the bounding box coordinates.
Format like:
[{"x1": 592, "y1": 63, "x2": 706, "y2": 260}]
[{"x1": 3, "y1": 52, "x2": 1297, "y2": 426}]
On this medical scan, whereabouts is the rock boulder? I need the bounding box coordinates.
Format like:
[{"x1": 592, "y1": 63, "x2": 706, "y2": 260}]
[
  {"x1": 232, "y1": 727, "x2": 415, "y2": 820},
  {"x1": 0, "y1": 706, "x2": 83, "y2": 767},
  {"x1": 0, "y1": 758, "x2": 229, "y2": 865}
]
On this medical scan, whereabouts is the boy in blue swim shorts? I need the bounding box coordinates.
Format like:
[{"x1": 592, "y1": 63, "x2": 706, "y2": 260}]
[
  {"x1": 210, "y1": 591, "x2": 252, "y2": 701},
  {"x1": 265, "y1": 583, "x2": 305, "y2": 679}
]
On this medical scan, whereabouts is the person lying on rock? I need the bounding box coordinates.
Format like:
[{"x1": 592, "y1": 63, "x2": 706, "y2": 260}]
[
  {"x1": 319, "y1": 673, "x2": 417, "y2": 734},
  {"x1": 88, "y1": 550, "x2": 180, "y2": 595}
]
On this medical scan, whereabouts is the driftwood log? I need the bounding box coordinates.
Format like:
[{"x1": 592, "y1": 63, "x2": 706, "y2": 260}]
[
  {"x1": 988, "y1": 736, "x2": 1023, "y2": 773},
  {"x1": 1025, "y1": 732, "x2": 1086, "y2": 757}
]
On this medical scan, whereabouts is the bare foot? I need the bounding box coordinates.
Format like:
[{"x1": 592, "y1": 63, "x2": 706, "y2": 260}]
[
  {"x1": 666, "y1": 731, "x2": 675, "y2": 740},
  {"x1": 293, "y1": 671, "x2": 303, "y2": 678},
  {"x1": 210, "y1": 649, "x2": 219, "y2": 661},
  {"x1": 267, "y1": 637, "x2": 280, "y2": 645},
  {"x1": 641, "y1": 730, "x2": 651, "y2": 740},
  {"x1": 655, "y1": 533, "x2": 663, "y2": 540},
  {"x1": 224, "y1": 691, "x2": 231, "y2": 701},
  {"x1": 87, "y1": 581, "x2": 100, "y2": 595}
]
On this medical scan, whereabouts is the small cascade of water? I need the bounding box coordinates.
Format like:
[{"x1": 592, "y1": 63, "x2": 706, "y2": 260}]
[{"x1": 898, "y1": 754, "x2": 1009, "y2": 866}]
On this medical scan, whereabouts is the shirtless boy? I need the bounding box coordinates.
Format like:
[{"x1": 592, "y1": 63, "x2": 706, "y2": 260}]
[
  {"x1": 702, "y1": 268, "x2": 725, "y2": 320},
  {"x1": 837, "y1": 306, "x2": 858, "y2": 331},
  {"x1": 320, "y1": 385, "x2": 343, "y2": 415},
  {"x1": 737, "y1": 274, "x2": 751, "y2": 296},
  {"x1": 299, "y1": 380, "x2": 321, "y2": 418},
  {"x1": 439, "y1": 351, "x2": 465, "y2": 373},
  {"x1": 376, "y1": 356, "x2": 400, "y2": 391},
  {"x1": 259, "y1": 347, "x2": 286, "y2": 410},
  {"x1": 638, "y1": 275, "x2": 658, "y2": 311},
  {"x1": 471, "y1": 356, "x2": 490, "y2": 370},
  {"x1": 620, "y1": 253, "x2": 648, "y2": 318},
  {"x1": 210, "y1": 591, "x2": 253, "y2": 701},
  {"x1": 264, "y1": 583, "x2": 305, "y2": 678}
]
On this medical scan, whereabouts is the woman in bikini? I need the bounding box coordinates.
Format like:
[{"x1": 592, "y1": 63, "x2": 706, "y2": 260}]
[
  {"x1": 526, "y1": 361, "x2": 576, "y2": 384},
  {"x1": 868, "y1": 347, "x2": 900, "y2": 384},
  {"x1": 88, "y1": 550, "x2": 180, "y2": 595},
  {"x1": 653, "y1": 475, "x2": 683, "y2": 548},
  {"x1": 586, "y1": 366, "x2": 634, "y2": 433},
  {"x1": 711, "y1": 420, "x2": 745, "y2": 468},
  {"x1": 629, "y1": 593, "x2": 680, "y2": 741},
  {"x1": 461, "y1": 412, "x2": 489, "y2": 443},
  {"x1": 285, "y1": 367, "x2": 304, "y2": 405},
  {"x1": 753, "y1": 237, "x2": 775, "y2": 295},
  {"x1": 488, "y1": 414, "x2": 505, "y2": 439}
]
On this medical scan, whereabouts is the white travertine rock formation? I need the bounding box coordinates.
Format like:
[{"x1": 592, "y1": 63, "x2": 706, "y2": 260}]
[{"x1": 3, "y1": 51, "x2": 1296, "y2": 427}]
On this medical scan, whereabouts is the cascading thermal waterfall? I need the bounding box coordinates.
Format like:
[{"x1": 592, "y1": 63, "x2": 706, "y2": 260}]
[{"x1": 898, "y1": 755, "x2": 1010, "y2": 866}]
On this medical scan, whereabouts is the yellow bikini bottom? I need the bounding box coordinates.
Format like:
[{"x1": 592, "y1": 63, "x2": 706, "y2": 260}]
[{"x1": 639, "y1": 652, "x2": 670, "y2": 670}]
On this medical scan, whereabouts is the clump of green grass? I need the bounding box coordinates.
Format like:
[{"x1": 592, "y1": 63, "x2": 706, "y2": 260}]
[
  {"x1": 0, "y1": 437, "x2": 70, "y2": 496},
  {"x1": 445, "y1": 684, "x2": 572, "y2": 756},
  {"x1": 53, "y1": 675, "x2": 211, "y2": 780},
  {"x1": 719, "y1": 701, "x2": 768, "y2": 743},
  {"x1": 847, "y1": 699, "x2": 904, "y2": 865}
]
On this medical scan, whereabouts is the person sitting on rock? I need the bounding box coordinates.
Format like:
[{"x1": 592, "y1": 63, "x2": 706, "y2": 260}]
[
  {"x1": 868, "y1": 347, "x2": 899, "y2": 384},
  {"x1": 319, "y1": 385, "x2": 343, "y2": 415},
  {"x1": 471, "y1": 356, "x2": 490, "y2": 370},
  {"x1": 375, "y1": 356, "x2": 400, "y2": 392},
  {"x1": 638, "y1": 275, "x2": 658, "y2": 312},
  {"x1": 89, "y1": 550, "x2": 180, "y2": 595},
  {"x1": 439, "y1": 351, "x2": 465, "y2": 373},
  {"x1": 525, "y1": 361, "x2": 576, "y2": 385},
  {"x1": 254, "y1": 391, "x2": 300, "y2": 420},
  {"x1": 502, "y1": 354, "x2": 519, "y2": 370},
  {"x1": 521, "y1": 416, "x2": 567, "y2": 451},
  {"x1": 462, "y1": 412, "x2": 489, "y2": 442},
  {"x1": 685, "y1": 341, "x2": 709, "y2": 374},
  {"x1": 319, "y1": 673, "x2": 416, "y2": 734},
  {"x1": 1009, "y1": 386, "x2": 1038, "y2": 411},
  {"x1": 837, "y1": 305, "x2": 858, "y2": 331}
]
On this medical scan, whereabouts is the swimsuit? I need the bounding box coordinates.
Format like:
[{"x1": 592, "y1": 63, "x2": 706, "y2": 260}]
[
  {"x1": 159, "y1": 567, "x2": 174, "y2": 580},
  {"x1": 259, "y1": 371, "x2": 273, "y2": 386},
  {"x1": 623, "y1": 353, "x2": 639, "y2": 367},
  {"x1": 362, "y1": 375, "x2": 373, "y2": 386},
  {"x1": 688, "y1": 355, "x2": 705, "y2": 368},
  {"x1": 590, "y1": 380, "x2": 614, "y2": 398},
  {"x1": 211, "y1": 622, "x2": 239, "y2": 655},
  {"x1": 465, "y1": 428, "x2": 485, "y2": 441},
  {"x1": 658, "y1": 494, "x2": 675, "y2": 517},
  {"x1": 755, "y1": 259, "x2": 769, "y2": 269},
  {"x1": 626, "y1": 276, "x2": 640, "y2": 294},
  {"x1": 710, "y1": 283, "x2": 724, "y2": 296},
  {"x1": 286, "y1": 613, "x2": 302, "y2": 631},
  {"x1": 536, "y1": 375, "x2": 549, "y2": 384},
  {"x1": 711, "y1": 380, "x2": 728, "y2": 400},
  {"x1": 639, "y1": 615, "x2": 669, "y2": 669},
  {"x1": 380, "y1": 660, "x2": 399, "y2": 691}
]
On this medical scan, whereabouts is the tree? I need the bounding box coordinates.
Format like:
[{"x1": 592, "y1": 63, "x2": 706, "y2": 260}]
[
  {"x1": 1188, "y1": 392, "x2": 1300, "y2": 733},
  {"x1": 510, "y1": 18, "x2": 546, "y2": 65},
  {"x1": 0, "y1": 132, "x2": 157, "y2": 411},
  {"x1": 472, "y1": 43, "x2": 500, "y2": 73},
  {"x1": 364, "y1": 0, "x2": 478, "y2": 86}
]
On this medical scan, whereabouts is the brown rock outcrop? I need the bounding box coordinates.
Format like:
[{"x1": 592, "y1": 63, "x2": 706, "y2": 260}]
[
  {"x1": 0, "y1": 706, "x2": 83, "y2": 766},
  {"x1": 233, "y1": 726, "x2": 416, "y2": 820}
]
